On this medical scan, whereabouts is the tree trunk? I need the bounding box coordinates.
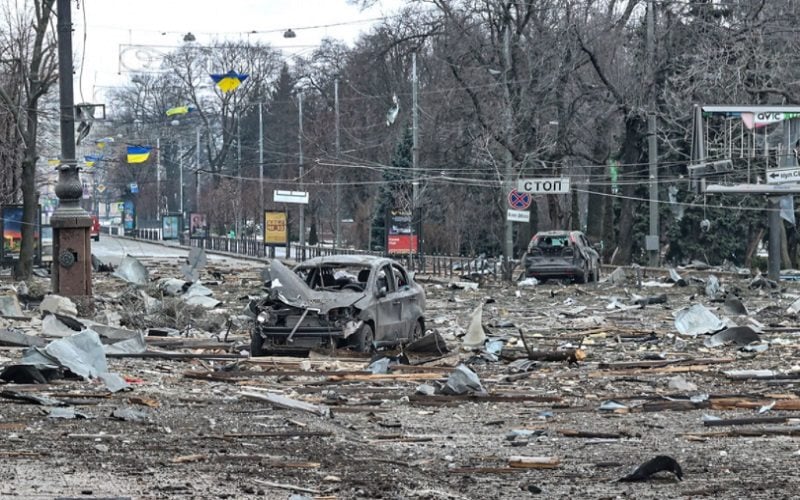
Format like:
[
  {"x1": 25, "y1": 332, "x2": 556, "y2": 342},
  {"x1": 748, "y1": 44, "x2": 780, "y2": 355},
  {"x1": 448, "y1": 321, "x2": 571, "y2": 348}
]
[
  {"x1": 601, "y1": 182, "x2": 614, "y2": 262},
  {"x1": 744, "y1": 227, "x2": 765, "y2": 268},
  {"x1": 780, "y1": 222, "x2": 791, "y2": 269},
  {"x1": 613, "y1": 115, "x2": 644, "y2": 264},
  {"x1": 15, "y1": 104, "x2": 39, "y2": 281},
  {"x1": 586, "y1": 182, "x2": 604, "y2": 241}
]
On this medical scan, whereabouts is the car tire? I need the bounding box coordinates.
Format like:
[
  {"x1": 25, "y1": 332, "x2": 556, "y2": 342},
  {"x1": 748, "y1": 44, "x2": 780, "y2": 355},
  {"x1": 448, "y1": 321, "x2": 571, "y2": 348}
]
[
  {"x1": 410, "y1": 318, "x2": 425, "y2": 342},
  {"x1": 93, "y1": 235, "x2": 99, "y2": 242},
  {"x1": 576, "y1": 264, "x2": 588, "y2": 284},
  {"x1": 353, "y1": 322, "x2": 375, "y2": 353},
  {"x1": 250, "y1": 331, "x2": 265, "y2": 357}
]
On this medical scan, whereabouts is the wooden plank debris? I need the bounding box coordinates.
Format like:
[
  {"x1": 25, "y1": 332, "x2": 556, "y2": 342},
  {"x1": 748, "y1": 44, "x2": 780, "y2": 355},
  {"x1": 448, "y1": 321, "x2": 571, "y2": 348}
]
[
  {"x1": 203, "y1": 431, "x2": 333, "y2": 439},
  {"x1": 590, "y1": 364, "x2": 718, "y2": 378},
  {"x1": 325, "y1": 372, "x2": 443, "y2": 382},
  {"x1": 239, "y1": 391, "x2": 331, "y2": 418},
  {"x1": 252, "y1": 478, "x2": 319, "y2": 495},
  {"x1": 598, "y1": 357, "x2": 735, "y2": 370},
  {"x1": 684, "y1": 427, "x2": 800, "y2": 439},
  {"x1": 711, "y1": 398, "x2": 800, "y2": 411},
  {"x1": 557, "y1": 429, "x2": 627, "y2": 439},
  {"x1": 449, "y1": 467, "x2": 526, "y2": 474},
  {"x1": 508, "y1": 456, "x2": 561, "y2": 469},
  {"x1": 703, "y1": 416, "x2": 791, "y2": 427}
]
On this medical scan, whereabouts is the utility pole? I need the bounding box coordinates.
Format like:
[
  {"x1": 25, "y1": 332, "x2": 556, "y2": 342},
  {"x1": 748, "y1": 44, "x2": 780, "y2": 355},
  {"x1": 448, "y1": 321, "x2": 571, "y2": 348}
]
[
  {"x1": 501, "y1": 25, "x2": 514, "y2": 281},
  {"x1": 258, "y1": 102, "x2": 264, "y2": 223},
  {"x1": 195, "y1": 127, "x2": 200, "y2": 214},
  {"x1": 334, "y1": 77, "x2": 341, "y2": 247},
  {"x1": 178, "y1": 138, "x2": 184, "y2": 217},
  {"x1": 298, "y1": 93, "x2": 305, "y2": 247},
  {"x1": 236, "y1": 104, "x2": 242, "y2": 237},
  {"x1": 52, "y1": 0, "x2": 91, "y2": 296},
  {"x1": 412, "y1": 51, "x2": 421, "y2": 259},
  {"x1": 646, "y1": 0, "x2": 659, "y2": 267},
  {"x1": 156, "y1": 137, "x2": 161, "y2": 221}
]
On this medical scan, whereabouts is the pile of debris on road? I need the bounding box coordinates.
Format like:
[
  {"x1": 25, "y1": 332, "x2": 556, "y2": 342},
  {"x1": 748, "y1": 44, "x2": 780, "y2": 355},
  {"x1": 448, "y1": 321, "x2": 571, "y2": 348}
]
[{"x1": 1, "y1": 256, "x2": 800, "y2": 498}]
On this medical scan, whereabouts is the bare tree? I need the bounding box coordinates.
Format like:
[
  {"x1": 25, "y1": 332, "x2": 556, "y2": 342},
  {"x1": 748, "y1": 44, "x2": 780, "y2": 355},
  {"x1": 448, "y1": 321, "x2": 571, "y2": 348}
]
[{"x1": 0, "y1": 0, "x2": 57, "y2": 279}]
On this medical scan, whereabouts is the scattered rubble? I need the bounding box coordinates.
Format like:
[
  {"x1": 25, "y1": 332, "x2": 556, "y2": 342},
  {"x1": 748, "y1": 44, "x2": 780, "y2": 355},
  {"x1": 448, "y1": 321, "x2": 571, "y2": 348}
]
[{"x1": 1, "y1": 253, "x2": 800, "y2": 498}]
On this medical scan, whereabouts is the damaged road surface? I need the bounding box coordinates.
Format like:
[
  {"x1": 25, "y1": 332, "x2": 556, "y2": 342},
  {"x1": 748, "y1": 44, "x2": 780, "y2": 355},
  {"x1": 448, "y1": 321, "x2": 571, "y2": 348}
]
[
  {"x1": 3, "y1": 241, "x2": 800, "y2": 498},
  {"x1": 249, "y1": 256, "x2": 426, "y2": 355}
]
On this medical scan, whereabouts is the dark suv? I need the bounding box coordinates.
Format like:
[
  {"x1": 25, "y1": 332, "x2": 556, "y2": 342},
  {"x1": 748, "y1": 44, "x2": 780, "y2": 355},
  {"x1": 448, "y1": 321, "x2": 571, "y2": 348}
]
[{"x1": 522, "y1": 230, "x2": 600, "y2": 283}]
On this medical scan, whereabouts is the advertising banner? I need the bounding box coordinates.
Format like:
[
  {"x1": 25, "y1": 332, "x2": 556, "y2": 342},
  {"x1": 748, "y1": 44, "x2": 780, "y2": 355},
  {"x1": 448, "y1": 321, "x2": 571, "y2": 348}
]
[
  {"x1": 189, "y1": 213, "x2": 208, "y2": 239},
  {"x1": 1, "y1": 205, "x2": 41, "y2": 263},
  {"x1": 387, "y1": 210, "x2": 417, "y2": 254},
  {"x1": 123, "y1": 200, "x2": 136, "y2": 230},
  {"x1": 162, "y1": 214, "x2": 182, "y2": 240},
  {"x1": 264, "y1": 211, "x2": 288, "y2": 246}
]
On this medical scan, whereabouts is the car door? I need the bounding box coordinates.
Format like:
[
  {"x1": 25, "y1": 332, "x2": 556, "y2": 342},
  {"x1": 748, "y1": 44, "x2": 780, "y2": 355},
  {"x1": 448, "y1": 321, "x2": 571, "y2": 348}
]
[
  {"x1": 578, "y1": 233, "x2": 599, "y2": 276},
  {"x1": 373, "y1": 263, "x2": 403, "y2": 342},
  {"x1": 391, "y1": 263, "x2": 422, "y2": 340}
]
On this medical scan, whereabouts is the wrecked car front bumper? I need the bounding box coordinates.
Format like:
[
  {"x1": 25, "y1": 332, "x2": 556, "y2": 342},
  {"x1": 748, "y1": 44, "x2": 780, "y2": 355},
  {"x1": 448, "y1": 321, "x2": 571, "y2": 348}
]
[{"x1": 252, "y1": 317, "x2": 364, "y2": 353}]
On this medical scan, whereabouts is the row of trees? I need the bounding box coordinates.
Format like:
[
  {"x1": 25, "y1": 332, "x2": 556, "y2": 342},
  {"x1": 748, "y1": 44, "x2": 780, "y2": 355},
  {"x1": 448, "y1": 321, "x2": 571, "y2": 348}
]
[{"x1": 4, "y1": 0, "x2": 800, "y2": 280}]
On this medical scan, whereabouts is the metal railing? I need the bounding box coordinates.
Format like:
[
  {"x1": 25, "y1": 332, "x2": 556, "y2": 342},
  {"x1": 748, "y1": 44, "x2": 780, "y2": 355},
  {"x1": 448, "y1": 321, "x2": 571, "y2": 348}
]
[{"x1": 124, "y1": 231, "x2": 501, "y2": 279}]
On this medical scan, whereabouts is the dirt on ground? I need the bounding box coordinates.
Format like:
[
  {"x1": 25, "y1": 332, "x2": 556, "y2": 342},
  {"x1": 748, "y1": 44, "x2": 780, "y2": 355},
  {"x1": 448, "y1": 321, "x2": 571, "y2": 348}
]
[{"x1": 1, "y1": 258, "x2": 799, "y2": 499}]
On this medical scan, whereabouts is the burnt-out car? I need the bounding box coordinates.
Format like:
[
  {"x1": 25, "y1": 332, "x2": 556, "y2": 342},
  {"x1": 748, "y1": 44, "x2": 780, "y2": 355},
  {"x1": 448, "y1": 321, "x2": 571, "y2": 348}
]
[
  {"x1": 249, "y1": 255, "x2": 426, "y2": 355},
  {"x1": 522, "y1": 230, "x2": 600, "y2": 283}
]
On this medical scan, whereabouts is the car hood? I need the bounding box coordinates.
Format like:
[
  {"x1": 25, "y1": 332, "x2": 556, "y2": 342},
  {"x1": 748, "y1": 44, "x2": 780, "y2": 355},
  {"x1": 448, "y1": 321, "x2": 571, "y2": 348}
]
[{"x1": 268, "y1": 259, "x2": 366, "y2": 312}]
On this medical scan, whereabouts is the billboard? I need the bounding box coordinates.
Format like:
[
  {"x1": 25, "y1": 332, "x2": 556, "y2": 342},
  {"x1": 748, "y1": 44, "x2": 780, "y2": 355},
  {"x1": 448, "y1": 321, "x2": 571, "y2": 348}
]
[
  {"x1": 162, "y1": 214, "x2": 182, "y2": 240},
  {"x1": 122, "y1": 200, "x2": 136, "y2": 230},
  {"x1": 1, "y1": 205, "x2": 41, "y2": 263},
  {"x1": 264, "y1": 211, "x2": 288, "y2": 246},
  {"x1": 189, "y1": 213, "x2": 208, "y2": 239},
  {"x1": 387, "y1": 210, "x2": 417, "y2": 254}
]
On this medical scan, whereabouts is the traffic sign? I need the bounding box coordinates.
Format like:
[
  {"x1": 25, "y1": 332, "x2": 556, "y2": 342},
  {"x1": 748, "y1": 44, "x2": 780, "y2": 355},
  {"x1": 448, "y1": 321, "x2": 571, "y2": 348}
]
[
  {"x1": 273, "y1": 190, "x2": 309, "y2": 204},
  {"x1": 507, "y1": 189, "x2": 532, "y2": 210},
  {"x1": 507, "y1": 209, "x2": 530, "y2": 223},
  {"x1": 518, "y1": 177, "x2": 570, "y2": 194},
  {"x1": 767, "y1": 168, "x2": 800, "y2": 184}
]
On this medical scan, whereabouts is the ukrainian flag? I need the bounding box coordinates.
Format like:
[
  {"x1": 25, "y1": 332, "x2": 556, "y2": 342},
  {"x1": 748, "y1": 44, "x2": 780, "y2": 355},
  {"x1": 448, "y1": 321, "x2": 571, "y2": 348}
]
[
  {"x1": 210, "y1": 70, "x2": 248, "y2": 93},
  {"x1": 166, "y1": 105, "x2": 195, "y2": 116},
  {"x1": 127, "y1": 146, "x2": 152, "y2": 164},
  {"x1": 47, "y1": 158, "x2": 60, "y2": 166},
  {"x1": 84, "y1": 155, "x2": 102, "y2": 168},
  {"x1": 95, "y1": 137, "x2": 114, "y2": 149}
]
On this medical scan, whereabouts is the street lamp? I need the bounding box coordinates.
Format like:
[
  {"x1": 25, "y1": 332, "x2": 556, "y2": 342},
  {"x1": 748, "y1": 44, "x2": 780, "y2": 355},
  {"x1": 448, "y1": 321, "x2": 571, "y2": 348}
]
[{"x1": 52, "y1": 0, "x2": 91, "y2": 296}]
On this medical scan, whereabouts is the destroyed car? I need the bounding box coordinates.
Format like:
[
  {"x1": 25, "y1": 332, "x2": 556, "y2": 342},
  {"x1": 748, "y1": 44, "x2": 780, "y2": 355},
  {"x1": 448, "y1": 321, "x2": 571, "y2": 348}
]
[
  {"x1": 250, "y1": 255, "x2": 426, "y2": 355},
  {"x1": 522, "y1": 230, "x2": 600, "y2": 283}
]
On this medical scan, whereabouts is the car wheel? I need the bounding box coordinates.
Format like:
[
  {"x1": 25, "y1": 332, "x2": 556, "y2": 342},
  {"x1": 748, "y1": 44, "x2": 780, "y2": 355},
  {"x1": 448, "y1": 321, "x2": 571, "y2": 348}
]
[
  {"x1": 576, "y1": 264, "x2": 588, "y2": 284},
  {"x1": 249, "y1": 331, "x2": 265, "y2": 357},
  {"x1": 410, "y1": 318, "x2": 425, "y2": 342},
  {"x1": 353, "y1": 322, "x2": 375, "y2": 353},
  {"x1": 93, "y1": 235, "x2": 99, "y2": 242}
]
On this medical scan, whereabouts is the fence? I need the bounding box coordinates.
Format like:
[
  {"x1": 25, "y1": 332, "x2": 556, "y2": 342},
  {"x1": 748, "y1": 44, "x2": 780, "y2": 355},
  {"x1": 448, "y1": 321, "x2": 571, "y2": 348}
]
[{"x1": 123, "y1": 231, "x2": 502, "y2": 279}]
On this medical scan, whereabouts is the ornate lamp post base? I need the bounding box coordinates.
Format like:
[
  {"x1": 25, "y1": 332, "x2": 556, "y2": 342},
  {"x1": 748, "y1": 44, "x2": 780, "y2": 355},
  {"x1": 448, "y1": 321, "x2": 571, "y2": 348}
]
[{"x1": 51, "y1": 164, "x2": 92, "y2": 296}]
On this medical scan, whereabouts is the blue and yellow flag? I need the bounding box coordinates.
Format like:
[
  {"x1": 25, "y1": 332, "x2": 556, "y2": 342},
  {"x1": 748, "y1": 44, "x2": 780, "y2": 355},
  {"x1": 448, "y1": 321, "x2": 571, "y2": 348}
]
[
  {"x1": 127, "y1": 146, "x2": 152, "y2": 164},
  {"x1": 84, "y1": 155, "x2": 102, "y2": 168},
  {"x1": 47, "y1": 158, "x2": 60, "y2": 166},
  {"x1": 95, "y1": 137, "x2": 114, "y2": 149},
  {"x1": 210, "y1": 70, "x2": 248, "y2": 93},
  {"x1": 166, "y1": 105, "x2": 196, "y2": 116}
]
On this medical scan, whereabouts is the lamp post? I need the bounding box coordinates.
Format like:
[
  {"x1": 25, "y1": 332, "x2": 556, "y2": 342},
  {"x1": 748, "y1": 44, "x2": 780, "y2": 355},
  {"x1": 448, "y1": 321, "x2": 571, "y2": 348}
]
[{"x1": 51, "y1": 0, "x2": 91, "y2": 296}]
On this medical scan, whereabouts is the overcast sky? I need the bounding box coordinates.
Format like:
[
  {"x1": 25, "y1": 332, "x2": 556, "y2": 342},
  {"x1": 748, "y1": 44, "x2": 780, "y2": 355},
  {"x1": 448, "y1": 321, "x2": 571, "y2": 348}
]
[{"x1": 74, "y1": 0, "x2": 405, "y2": 102}]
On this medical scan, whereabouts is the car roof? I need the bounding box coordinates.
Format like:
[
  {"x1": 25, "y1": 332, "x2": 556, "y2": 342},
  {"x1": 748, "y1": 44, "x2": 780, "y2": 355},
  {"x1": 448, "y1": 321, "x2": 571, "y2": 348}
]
[
  {"x1": 295, "y1": 254, "x2": 388, "y2": 268},
  {"x1": 534, "y1": 230, "x2": 581, "y2": 237}
]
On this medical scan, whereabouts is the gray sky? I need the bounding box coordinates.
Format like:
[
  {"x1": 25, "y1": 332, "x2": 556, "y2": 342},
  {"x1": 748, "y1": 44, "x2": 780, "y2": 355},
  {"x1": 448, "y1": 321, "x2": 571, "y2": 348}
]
[{"x1": 74, "y1": 0, "x2": 405, "y2": 102}]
